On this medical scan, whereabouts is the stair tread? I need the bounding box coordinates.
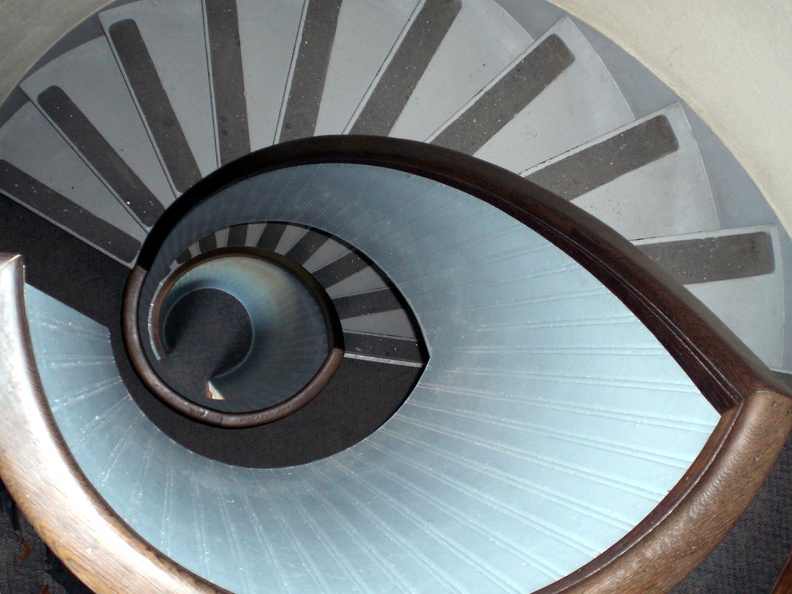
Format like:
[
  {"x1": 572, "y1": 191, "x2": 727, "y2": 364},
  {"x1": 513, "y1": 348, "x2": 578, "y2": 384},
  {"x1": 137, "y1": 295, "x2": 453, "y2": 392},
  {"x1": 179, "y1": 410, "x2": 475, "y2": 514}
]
[
  {"x1": 100, "y1": 0, "x2": 217, "y2": 178},
  {"x1": 0, "y1": 104, "x2": 144, "y2": 265},
  {"x1": 20, "y1": 37, "x2": 174, "y2": 214},
  {"x1": 634, "y1": 225, "x2": 784, "y2": 368},
  {"x1": 351, "y1": 0, "x2": 532, "y2": 140},
  {"x1": 204, "y1": 0, "x2": 250, "y2": 165},
  {"x1": 343, "y1": 331, "x2": 425, "y2": 364},
  {"x1": 325, "y1": 266, "x2": 390, "y2": 298},
  {"x1": 278, "y1": 0, "x2": 343, "y2": 142},
  {"x1": 384, "y1": 0, "x2": 533, "y2": 141},
  {"x1": 341, "y1": 307, "x2": 418, "y2": 340},
  {"x1": 524, "y1": 103, "x2": 719, "y2": 240},
  {"x1": 314, "y1": 0, "x2": 422, "y2": 135},
  {"x1": 235, "y1": 0, "x2": 304, "y2": 151},
  {"x1": 459, "y1": 17, "x2": 634, "y2": 173}
]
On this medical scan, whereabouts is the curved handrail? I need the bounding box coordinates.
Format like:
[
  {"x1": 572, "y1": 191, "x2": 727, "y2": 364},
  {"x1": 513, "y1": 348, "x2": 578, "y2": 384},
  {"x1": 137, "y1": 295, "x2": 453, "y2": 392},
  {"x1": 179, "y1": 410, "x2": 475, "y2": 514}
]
[
  {"x1": 0, "y1": 255, "x2": 228, "y2": 594},
  {"x1": 127, "y1": 246, "x2": 344, "y2": 428},
  {"x1": 0, "y1": 136, "x2": 790, "y2": 592}
]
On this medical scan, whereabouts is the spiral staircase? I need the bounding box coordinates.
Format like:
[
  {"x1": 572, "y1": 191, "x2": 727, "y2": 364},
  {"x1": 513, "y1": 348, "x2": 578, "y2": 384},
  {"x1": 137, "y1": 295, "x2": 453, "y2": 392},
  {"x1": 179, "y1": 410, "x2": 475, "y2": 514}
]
[{"x1": 0, "y1": 0, "x2": 790, "y2": 592}]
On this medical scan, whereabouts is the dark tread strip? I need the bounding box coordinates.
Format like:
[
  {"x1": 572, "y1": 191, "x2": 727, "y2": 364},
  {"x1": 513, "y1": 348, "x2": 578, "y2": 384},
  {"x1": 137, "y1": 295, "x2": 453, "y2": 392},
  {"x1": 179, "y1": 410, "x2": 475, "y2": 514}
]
[
  {"x1": 312, "y1": 251, "x2": 369, "y2": 288},
  {"x1": 349, "y1": 0, "x2": 461, "y2": 136},
  {"x1": 432, "y1": 34, "x2": 573, "y2": 154},
  {"x1": 198, "y1": 232, "x2": 218, "y2": 253},
  {"x1": 175, "y1": 249, "x2": 192, "y2": 265},
  {"x1": 638, "y1": 231, "x2": 775, "y2": 285},
  {"x1": 285, "y1": 229, "x2": 327, "y2": 265},
  {"x1": 278, "y1": 0, "x2": 342, "y2": 142},
  {"x1": 109, "y1": 19, "x2": 202, "y2": 193},
  {"x1": 0, "y1": 160, "x2": 141, "y2": 263},
  {"x1": 334, "y1": 288, "x2": 403, "y2": 319},
  {"x1": 526, "y1": 115, "x2": 679, "y2": 200},
  {"x1": 226, "y1": 224, "x2": 249, "y2": 246},
  {"x1": 37, "y1": 86, "x2": 163, "y2": 227},
  {"x1": 255, "y1": 222, "x2": 289, "y2": 252},
  {"x1": 345, "y1": 332, "x2": 425, "y2": 364},
  {"x1": 205, "y1": 0, "x2": 250, "y2": 165}
]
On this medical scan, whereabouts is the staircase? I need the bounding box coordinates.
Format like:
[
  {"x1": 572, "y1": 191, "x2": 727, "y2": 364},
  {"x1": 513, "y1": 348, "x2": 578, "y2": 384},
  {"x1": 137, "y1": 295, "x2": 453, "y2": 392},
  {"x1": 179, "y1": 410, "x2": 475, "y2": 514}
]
[{"x1": 0, "y1": 0, "x2": 790, "y2": 592}]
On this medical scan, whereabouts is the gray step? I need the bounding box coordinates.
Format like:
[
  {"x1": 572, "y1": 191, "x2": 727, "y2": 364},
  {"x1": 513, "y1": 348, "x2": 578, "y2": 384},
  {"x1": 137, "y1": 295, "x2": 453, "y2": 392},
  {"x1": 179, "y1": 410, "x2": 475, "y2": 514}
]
[
  {"x1": 524, "y1": 103, "x2": 719, "y2": 240},
  {"x1": 429, "y1": 17, "x2": 634, "y2": 174},
  {"x1": 19, "y1": 37, "x2": 174, "y2": 226},
  {"x1": 349, "y1": 0, "x2": 532, "y2": 140},
  {"x1": 0, "y1": 103, "x2": 145, "y2": 266},
  {"x1": 100, "y1": 0, "x2": 217, "y2": 189},
  {"x1": 314, "y1": 0, "x2": 423, "y2": 135},
  {"x1": 634, "y1": 225, "x2": 784, "y2": 368},
  {"x1": 202, "y1": 0, "x2": 250, "y2": 165},
  {"x1": 228, "y1": 0, "x2": 305, "y2": 151},
  {"x1": 277, "y1": 0, "x2": 343, "y2": 142}
]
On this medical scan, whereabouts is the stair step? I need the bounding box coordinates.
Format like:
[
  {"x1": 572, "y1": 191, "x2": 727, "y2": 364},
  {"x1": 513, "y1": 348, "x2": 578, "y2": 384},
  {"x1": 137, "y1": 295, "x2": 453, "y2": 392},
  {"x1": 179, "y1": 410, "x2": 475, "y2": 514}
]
[
  {"x1": 19, "y1": 37, "x2": 173, "y2": 223},
  {"x1": 527, "y1": 113, "x2": 678, "y2": 200},
  {"x1": 348, "y1": 0, "x2": 463, "y2": 137},
  {"x1": 341, "y1": 308, "x2": 419, "y2": 339},
  {"x1": 434, "y1": 17, "x2": 633, "y2": 174},
  {"x1": 431, "y1": 30, "x2": 574, "y2": 154},
  {"x1": 325, "y1": 266, "x2": 390, "y2": 298},
  {"x1": 344, "y1": 332, "x2": 425, "y2": 365},
  {"x1": 203, "y1": 0, "x2": 250, "y2": 165},
  {"x1": 301, "y1": 236, "x2": 352, "y2": 272},
  {"x1": 311, "y1": 250, "x2": 371, "y2": 289},
  {"x1": 271, "y1": 223, "x2": 310, "y2": 254},
  {"x1": 284, "y1": 228, "x2": 331, "y2": 265},
  {"x1": 0, "y1": 104, "x2": 144, "y2": 265},
  {"x1": 225, "y1": 223, "x2": 249, "y2": 248},
  {"x1": 524, "y1": 103, "x2": 718, "y2": 240},
  {"x1": 253, "y1": 221, "x2": 289, "y2": 252},
  {"x1": 314, "y1": 0, "x2": 422, "y2": 135},
  {"x1": 351, "y1": 0, "x2": 531, "y2": 141},
  {"x1": 634, "y1": 225, "x2": 784, "y2": 368},
  {"x1": 100, "y1": 0, "x2": 217, "y2": 184},
  {"x1": 388, "y1": 0, "x2": 532, "y2": 141},
  {"x1": 278, "y1": 0, "x2": 343, "y2": 142}
]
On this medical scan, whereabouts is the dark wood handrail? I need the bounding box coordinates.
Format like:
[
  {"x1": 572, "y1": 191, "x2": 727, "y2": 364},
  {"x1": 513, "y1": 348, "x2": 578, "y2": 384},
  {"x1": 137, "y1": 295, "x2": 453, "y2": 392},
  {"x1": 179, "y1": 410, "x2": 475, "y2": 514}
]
[
  {"x1": 125, "y1": 246, "x2": 345, "y2": 428},
  {"x1": 0, "y1": 136, "x2": 790, "y2": 592},
  {"x1": 0, "y1": 255, "x2": 228, "y2": 594}
]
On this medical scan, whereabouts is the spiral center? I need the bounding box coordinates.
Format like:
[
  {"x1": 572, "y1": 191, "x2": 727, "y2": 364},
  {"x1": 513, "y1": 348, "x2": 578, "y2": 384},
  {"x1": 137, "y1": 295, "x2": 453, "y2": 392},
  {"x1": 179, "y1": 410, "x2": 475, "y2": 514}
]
[{"x1": 159, "y1": 288, "x2": 253, "y2": 401}]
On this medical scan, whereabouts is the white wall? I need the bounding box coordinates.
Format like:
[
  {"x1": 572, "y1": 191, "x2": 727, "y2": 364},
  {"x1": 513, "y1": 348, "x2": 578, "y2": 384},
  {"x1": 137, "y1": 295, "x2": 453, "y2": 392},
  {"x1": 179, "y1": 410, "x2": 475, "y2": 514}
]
[
  {"x1": 550, "y1": 0, "x2": 792, "y2": 234},
  {"x1": 0, "y1": 0, "x2": 113, "y2": 105}
]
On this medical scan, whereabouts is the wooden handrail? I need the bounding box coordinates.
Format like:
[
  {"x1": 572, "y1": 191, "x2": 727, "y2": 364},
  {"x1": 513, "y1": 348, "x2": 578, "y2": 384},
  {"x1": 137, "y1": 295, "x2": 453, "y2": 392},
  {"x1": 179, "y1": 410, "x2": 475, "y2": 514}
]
[
  {"x1": 0, "y1": 255, "x2": 227, "y2": 594},
  {"x1": 1, "y1": 136, "x2": 791, "y2": 592},
  {"x1": 540, "y1": 391, "x2": 792, "y2": 593}
]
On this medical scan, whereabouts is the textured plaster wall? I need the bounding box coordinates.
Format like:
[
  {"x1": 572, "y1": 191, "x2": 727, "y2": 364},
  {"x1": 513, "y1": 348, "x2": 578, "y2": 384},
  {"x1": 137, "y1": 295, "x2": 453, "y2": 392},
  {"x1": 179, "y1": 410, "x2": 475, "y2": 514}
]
[
  {"x1": 0, "y1": 0, "x2": 113, "y2": 105},
  {"x1": 549, "y1": 0, "x2": 792, "y2": 234}
]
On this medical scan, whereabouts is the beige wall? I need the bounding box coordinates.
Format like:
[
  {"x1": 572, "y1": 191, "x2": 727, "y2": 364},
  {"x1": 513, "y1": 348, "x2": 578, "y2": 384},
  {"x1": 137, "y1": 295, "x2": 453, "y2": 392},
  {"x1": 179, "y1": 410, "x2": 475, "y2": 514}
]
[
  {"x1": 550, "y1": 0, "x2": 792, "y2": 233},
  {"x1": 0, "y1": 0, "x2": 113, "y2": 104},
  {"x1": 3, "y1": 0, "x2": 791, "y2": 234}
]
